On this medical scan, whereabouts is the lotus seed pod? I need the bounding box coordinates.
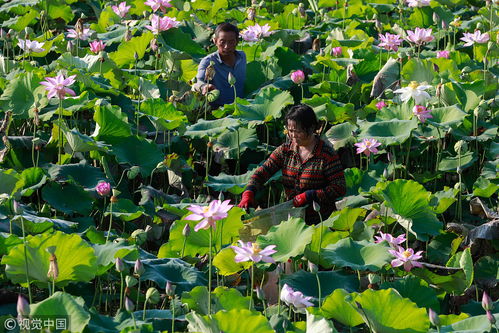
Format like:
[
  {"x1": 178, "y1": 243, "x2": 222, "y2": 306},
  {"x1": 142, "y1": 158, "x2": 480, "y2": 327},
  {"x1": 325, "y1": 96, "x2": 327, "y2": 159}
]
[
  {"x1": 146, "y1": 287, "x2": 160, "y2": 304},
  {"x1": 17, "y1": 294, "x2": 30, "y2": 317},
  {"x1": 312, "y1": 38, "x2": 320, "y2": 51},
  {"x1": 206, "y1": 89, "x2": 220, "y2": 102},
  {"x1": 482, "y1": 292, "x2": 493, "y2": 311},
  {"x1": 428, "y1": 308, "x2": 440, "y2": 327},
  {"x1": 125, "y1": 296, "x2": 135, "y2": 312},
  {"x1": 298, "y1": 4, "x2": 306, "y2": 17},
  {"x1": 124, "y1": 29, "x2": 132, "y2": 42},
  {"x1": 247, "y1": 7, "x2": 256, "y2": 21},
  {"x1": 205, "y1": 61, "x2": 215, "y2": 82},
  {"x1": 308, "y1": 261, "x2": 318, "y2": 274},
  {"x1": 166, "y1": 281, "x2": 176, "y2": 297},
  {"x1": 126, "y1": 275, "x2": 138, "y2": 288},
  {"x1": 47, "y1": 253, "x2": 59, "y2": 280},
  {"x1": 134, "y1": 259, "x2": 145, "y2": 276},
  {"x1": 115, "y1": 257, "x2": 125, "y2": 273}
]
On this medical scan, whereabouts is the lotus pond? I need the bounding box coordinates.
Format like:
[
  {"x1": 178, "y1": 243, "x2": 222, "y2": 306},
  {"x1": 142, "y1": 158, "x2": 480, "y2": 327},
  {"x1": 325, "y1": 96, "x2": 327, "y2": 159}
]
[{"x1": 0, "y1": 0, "x2": 498, "y2": 332}]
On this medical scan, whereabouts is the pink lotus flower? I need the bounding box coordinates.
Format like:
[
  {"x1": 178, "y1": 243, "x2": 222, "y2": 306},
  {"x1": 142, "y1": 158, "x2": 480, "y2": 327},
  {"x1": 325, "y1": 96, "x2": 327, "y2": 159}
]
[
  {"x1": 185, "y1": 199, "x2": 233, "y2": 232},
  {"x1": 389, "y1": 246, "x2": 423, "y2": 272},
  {"x1": 230, "y1": 241, "x2": 277, "y2": 263},
  {"x1": 241, "y1": 23, "x2": 272, "y2": 42},
  {"x1": 413, "y1": 105, "x2": 433, "y2": 123},
  {"x1": 144, "y1": 0, "x2": 172, "y2": 12},
  {"x1": 354, "y1": 138, "x2": 381, "y2": 156},
  {"x1": 378, "y1": 33, "x2": 403, "y2": 52},
  {"x1": 406, "y1": 0, "x2": 431, "y2": 7},
  {"x1": 291, "y1": 70, "x2": 305, "y2": 84},
  {"x1": 67, "y1": 28, "x2": 93, "y2": 41},
  {"x1": 332, "y1": 46, "x2": 342, "y2": 57},
  {"x1": 393, "y1": 81, "x2": 432, "y2": 104},
  {"x1": 460, "y1": 30, "x2": 490, "y2": 47},
  {"x1": 89, "y1": 40, "x2": 106, "y2": 54},
  {"x1": 280, "y1": 284, "x2": 314, "y2": 309},
  {"x1": 145, "y1": 14, "x2": 180, "y2": 35},
  {"x1": 374, "y1": 231, "x2": 406, "y2": 247},
  {"x1": 376, "y1": 100, "x2": 387, "y2": 110},
  {"x1": 436, "y1": 50, "x2": 450, "y2": 58},
  {"x1": 18, "y1": 39, "x2": 45, "y2": 53},
  {"x1": 40, "y1": 73, "x2": 77, "y2": 99},
  {"x1": 96, "y1": 181, "x2": 111, "y2": 196},
  {"x1": 112, "y1": 2, "x2": 131, "y2": 18},
  {"x1": 406, "y1": 28, "x2": 434, "y2": 45}
]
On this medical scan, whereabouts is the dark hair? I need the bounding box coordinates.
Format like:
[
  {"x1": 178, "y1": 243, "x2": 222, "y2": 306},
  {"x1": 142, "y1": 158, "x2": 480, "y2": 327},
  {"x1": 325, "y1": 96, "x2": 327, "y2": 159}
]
[
  {"x1": 214, "y1": 22, "x2": 239, "y2": 40},
  {"x1": 285, "y1": 104, "x2": 319, "y2": 135}
]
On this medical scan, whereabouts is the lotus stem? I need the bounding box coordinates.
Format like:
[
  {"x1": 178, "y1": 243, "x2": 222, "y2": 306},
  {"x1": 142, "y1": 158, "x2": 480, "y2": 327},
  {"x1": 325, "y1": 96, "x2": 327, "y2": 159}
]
[
  {"x1": 142, "y1": 297, "x2": 147, "y2": 320},
  {"x1": 208, "y1": 227, "x2": 213, "y2": 314},
  {"x1": 57, "y1": 98, "x2": 63, "y2": 164},
  {"x1": 236, "y1": 129, "x2": 241, "y2": 174},
  {"x1": 249, "y1": 265, "x2": 255, "y2": 310},
  {"x1": 315, "y1": 272, "x2": 322, "y2": 307},
  {"x1": 171, "y1": 296, "x2": 175, "y2": 333},
  {"x1": 106, "y1": 201, "x2": 114, "y2": 242},
  {"x1": 181, "y1": 236, "x2": 187, "y2": 258},
  {"x1": 100, "y1": 196, "x2": 107, "y2": 229},
  {"x1": 119, "y1": 272, "x2": 124, "y2": 310},
  {"x1": 21, "y1": 218, "x2": 32, "y2": 303}
]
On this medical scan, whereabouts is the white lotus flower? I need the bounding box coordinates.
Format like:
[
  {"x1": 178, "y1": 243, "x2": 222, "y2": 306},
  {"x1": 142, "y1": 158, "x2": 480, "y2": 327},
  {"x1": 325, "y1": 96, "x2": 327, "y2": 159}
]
[{"x1": 393, "y1": 81, "x2": 432, "y2": 104}]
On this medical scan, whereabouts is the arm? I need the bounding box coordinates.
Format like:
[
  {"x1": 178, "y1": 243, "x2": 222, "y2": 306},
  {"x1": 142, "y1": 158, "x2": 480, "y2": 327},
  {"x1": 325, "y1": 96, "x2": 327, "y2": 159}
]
[
  {"x1": 193, "y1": 57, "x2": 216, "y2": 94},
  {"x1": 246, "y1": 144, "x2": 286, "y2": 193}
]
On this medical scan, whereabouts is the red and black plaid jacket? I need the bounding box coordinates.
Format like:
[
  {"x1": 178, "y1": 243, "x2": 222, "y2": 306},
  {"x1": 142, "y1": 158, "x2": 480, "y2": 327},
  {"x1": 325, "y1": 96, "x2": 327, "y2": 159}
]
[{"x1": 247, "y1": 138, "x2": 346, "y2": 223}]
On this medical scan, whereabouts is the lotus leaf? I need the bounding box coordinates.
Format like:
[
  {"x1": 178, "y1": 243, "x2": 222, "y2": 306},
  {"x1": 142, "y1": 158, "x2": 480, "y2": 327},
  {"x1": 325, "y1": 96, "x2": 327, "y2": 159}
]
[
  {"x1": 186, "y1": 308, "x2": 274, "y2": 333},
  {"x1": 324, "y1": 122, "x2": 358, "y2": 149},
  {"x1": 438, "y1": 151, "x2": 477, "y2": 172},
  {"x1": 282, "y1": 270, "x2": 358, "y2": 300},
  {"x1": 257, "y1": 217, "x2": 314, "y2": 263},
  {"x1": 306, "y1": 311, "x2": 338, "y2": 333},
  {"x1": 184, "y1": 118, "x2": 240, "y2": 139},
  {"x1": 93, "y1": 241, "x2": 139, "y2": 275},
  {"x1": 432, "y1": 313, "x2": 499, "y2": 333},
  {"x1": 427, "y1": 105, "x2": 467, "y2": 129},
  {"x1": 110, "y1": 136, "x2": 164, "y2": 177},
  {"x1": 47, "y1": 162, "x2": 106, "y2": 189},
  {"x1": 140, "y1": 99, "x2": 187, "y2": 131},
  {"x1": 206, "y1": 170, "x2": 255, "y2": 195},
  {"x1": 351, "y1": 288, "x2": 430, "y2": 333},
  {"x1": 380, "y1": 276, "x2": 440, "y2": 311},
  {"x1": 446, "y1": 248, "x2": 474, "y2": 290},
  {"x1": 321, "y1": 238, "x2": 392, "y2": 271},
  {"x1": 30, "y1": 292, "x2": 91, "y2": 333},
  {"x1": 213, "y1": 127, "x2": 258, "y2": 160},
  {"x1": 358, "y1": 119, "x2": 418, "y2": 146},
  {"x1": 42, "y1": 182, "x2": 93, "y2": 215},
  {"x1": 12, "y1": 167, "x2": 46, "y2": 196},
  {"x1": 0, "y1": 72, "x2": 42, "y2": 119},
  {"x1": 106, "y1": 198, "x2": 145, "y2": 221},
  {"x1": 316, "y1": 288, "x2": 364, "y2": 327},
  {"x1": 212, "y1": 247, "x2": 252, "y2": 276},
  {"x1": 182, "y1": 286, "x2": 252, "y2": 316},
  {"x1": 412, "y1": 267, "x2": 467, "y2": 295},
  {"x1": 92, "y1": 100, "x2": 132, "y2": 141},
  {"x1": 2, "y1": 231, "x2": 97, "y2": 287},
  {"x1": 109, "y1": 31, "x2": 154, "y2": 67},
  {"x1": 11, "y1": 213, "x2": 77, "y2": 234}
]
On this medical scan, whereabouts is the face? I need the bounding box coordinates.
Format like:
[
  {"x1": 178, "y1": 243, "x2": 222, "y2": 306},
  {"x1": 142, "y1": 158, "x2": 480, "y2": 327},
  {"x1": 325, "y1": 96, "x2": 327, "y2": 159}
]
[
  {"x1": 286, "y1": 120, "x2": 313, "y2": 147},
  {"x1": 214, "y1": 31, "x2": 238, "y2": 56}
]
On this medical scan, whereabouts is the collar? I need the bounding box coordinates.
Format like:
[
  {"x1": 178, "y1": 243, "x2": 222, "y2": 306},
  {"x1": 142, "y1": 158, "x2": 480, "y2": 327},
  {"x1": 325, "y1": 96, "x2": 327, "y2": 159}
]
[
  {"x1": 291, "y1": 136, "x2": 322, "y2": 159},
  {"x1": 214, "y1": 51, "x2": 241, "y2": 65}
]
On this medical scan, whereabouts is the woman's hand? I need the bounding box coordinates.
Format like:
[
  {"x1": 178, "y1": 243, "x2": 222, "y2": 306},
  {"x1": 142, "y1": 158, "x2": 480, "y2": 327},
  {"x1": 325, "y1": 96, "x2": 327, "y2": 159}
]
[
  {"x1": 238, "y1": 190, "x2": 254, "y2": 209},
  {"x1": 293, "y1": 192, "x2": 308, "y2": 207}
]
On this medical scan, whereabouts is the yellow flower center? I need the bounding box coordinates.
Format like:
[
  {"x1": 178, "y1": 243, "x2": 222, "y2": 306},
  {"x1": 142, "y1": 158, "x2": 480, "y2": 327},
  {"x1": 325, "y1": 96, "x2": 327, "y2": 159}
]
[
  {"x1": 251, "y1": 243, "x2": 261, "y2": 254},
  {"x1": 408, "y1": 81, "x2": 419, "y2": 89},
  {"x1": 202, "y1": 206, "x2": 210, "y2": 213},
  {"x1": 402, "y1": 250, "x2": 411, "y2": 258}
]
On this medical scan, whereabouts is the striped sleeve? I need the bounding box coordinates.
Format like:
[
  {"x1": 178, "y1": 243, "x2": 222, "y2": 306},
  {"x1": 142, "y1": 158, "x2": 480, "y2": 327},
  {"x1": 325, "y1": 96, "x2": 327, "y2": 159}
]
[
  {"x1": 314, "y1": 152, "x2": 346, "y2": 203},
  {"x1": 247, "y1": 144, "x2": 286, "y2": 192}
]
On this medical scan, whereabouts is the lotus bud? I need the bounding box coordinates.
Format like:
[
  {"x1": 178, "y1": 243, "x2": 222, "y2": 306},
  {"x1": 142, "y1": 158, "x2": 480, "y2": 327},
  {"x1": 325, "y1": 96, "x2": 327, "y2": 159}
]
[
  {"x1": 429, "y1": 308, "x2": 440, "y2": 327},
  {"x1": 441, "y1": 20, "x2": 447, "y2": 29},
  {"x1": 228, "y1": 72, "x2": 236, "y2": 86},
  {"x1": 218, "y1": 191, "x2": 225, "y2": 202},
  {"x1": 47, "y1": 253, "x2": 59, "y2": 281},
  {"x1": 387, "y1": 152, "x2": 393, "y2": 163},
  {"x1": 150, "y1": 38, "x2": 158, "y2": 52},
  {"x1": 255, "y1": 286, "x2": 265, "y2": 300},
  {"x1": 166, "y1": 281, "x2": 176, "y2": 297},
  {"x1": 247, "y1": 7, "x2": 256, "y2": 21},
  {"x1": 298, "y1": 3, "x2": 306, "y2": 17},
  {"x1": 124, "y1": 29, "x2": 132, "y2": 42},
  {"x1": 487, "y1": 310, "x2": 496, "y2": 324},
  {"x1": 134, "y1": 259, "x2": 145, "y2": 276},
  {"x1": 182, "y1": 223, "x2": 191, "y2": 237},
  {"x1": 96, "y1": 181, "x2": 111, "y2": 196},
  {"x1": 383, "y1": 168, "x2": 389, "y2": 179},
  {"x1": 482, "y1": 292, "x2": 493, "y2": 311},
  {"x1": 146, "y1": 287, "x2": 160, "y2": 304},
  {"x1": 125, "y1": 296, "x2": 135, "y2": 312},
  {"x1": 308, "y1": 261, "x2": 318, "y2": 274},
  {"x1": 115, "y1": 257, "x2": 125, "y2": 273},
  {"x1": 126, "y1": 275, "x2": 138, "y2": 288},
  {"x1": 312, "y1": 201, "x2": 320, "y2": 212},
  {"x1": 454, "y1": 140, "x2": 467, "y2": 153},
  {"x1": 312, "y1": 38, "x2": 320, "y2": 51},
  {"x1": 292, "y1": 8, "x2": 299, "y2": 16},
  {"x1": 432, "y1": 12, "x2": 439, "y2": 24},
  {"x1": 17, "y1": 294, "x2": 30, "y2": 317},
  {"x1": 13, "y1": 200, "x2": 23, "y2": 215},
  {"x1": 368, "y1": 273, "x2": 380, "y2": 284},
  {"x1": 436, "y1": 83, "x2": 443, "y2": 98}
]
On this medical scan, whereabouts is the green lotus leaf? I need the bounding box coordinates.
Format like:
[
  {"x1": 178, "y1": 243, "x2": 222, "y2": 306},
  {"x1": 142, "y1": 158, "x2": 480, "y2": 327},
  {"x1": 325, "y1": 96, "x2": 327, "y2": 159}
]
[
  {"x1": 1, "y1": 231, "x2": 97, "y2": 287},
  {"x1": 375, "y1": 102, "x2": 413, "y2": 121},
  {"x1": 438, "y1": 151, "x2": 477, "y2": 172},
  {"x1": 92, "y1": 100, "x2": 132, "y2": 141},
  {"x1": 234, "y1": 87, "x2": 293, "y2": 126},
  {"x1": 0, "y1": 233, "x2": 22, "y2": 256},
  {"x1": 282, "y1": 270, "x2": 358, "y2": 300},
  {"x1": 165, "y1": 207, "x2": 245, "y2": 257},
  {"x1": 379, "y1": 179, "x2": 442, "y2": 241},
  {"x1": 140, "y1": 258, "x2": 206, "y2": 294},
  {"x1": 11, "y1": 213, "x2": 77, "y2": 234},
  {"x1": 47, "y1": 162, "x2": 107, "y2": 189},
  {"x1": 370, "y1": 57, "x2": 399, "y2": 99},
  {"x1": 109, "y1": 31, "x2": 154, "y2": 67},
  {"x1": 42, "y1": 182, "x2": 93, "y2": 215},
  {"x1": 324, "y1": 122, "x2": 358, "y2": 149},
  {"x1": 158, "y1": 28, "x2": 206, "y2": 57},
  {"x1": 206, "y1": 169, "x2": 255, "y2": 195},
  {"x1": 306, "y1": 311, "x2": 338, "y2": 333},
  {"x1": 213, "y1": 127, "x2": 259, "y2": 160},
  {"x1": 326, "y1": 207, "x2": 367, "y2": 232},
  {"x1": 426, "y1": 105, "x2": 467, "y2": 129},
  {"x1": 431, "y1": 187, "x2": 458, "y2": 214},
  {"x1": 140, "y1": 99, "x2": 187, "y2": 131},
  {"x1": 57, "y1": 53, "x2": 119, "y2": 75},
  {"x1": 380, "y1": 276, "x2": 440, "y2": 311},
  {"x1": 316, "y1": 289, "x2": 364, "y2": 327},
  {"x1": 0, "y1": 72, "x2": 42, "y2": 119},
  {"x1": 305, "y1": 219, "x2": 349, "y2": 266},
  {"x1": 401, "y1": 58, "x2": 434, "y2": 85},
  {"x1": 186, "y1": 308, "x2": 274, "y2": 333},
  {"x1": 30, "y1": 292, "x2": 91, "y2": 333},
  {"x1": 63, "y1": 128, "x2": 109, "y2": 153},
  {"x1": 438, "y1": 313, "x2": 470, "y2": 326},
  {"x1": 358, "y1": 119, "x2": 418, "y2": 146},
  {"x1": 474, "y1": 255, "x2": 499, "y2": 281},
  {"x1": 446, "y1": 248, "x2": 474, "y2": 291},
  {"x1": 412, "y1": 267, "x2": 467, "y2": 295},
  {"x1": 473, "y1": 176, "x2": 498, "y2": 198},
  {"x1": 110, "y1": 136, "x2": 164, "y2": 177},
  {"x1": 0, "y1": 169, "x2": 20, "y2": 194},
  {"x1": 182, "y1": 286, "x2": 252, "y2": 316},
  {"x1": 184, "y1": 118, "x2": 241, "y2": 139},
  {"x1": 257, "y1": 217, "x2": 314, "y2": 263},
  {"x1": 321, "y1": 238, "x2": 392, "y2": 271},
  {"x1": 351, "y1": 288, "x2": 430, "y2": 333},
  {"x1": 92, "y1": 241, "x2": 139, "y2": 275},
  {"x1": 212, "y1": 247, "x2": 252, "y2": 276},
  {"x1": 106, "y1": 198, "x2": 145, "y2": 222},
  {"x1": 432, "y1": 313, "x2": 499, "y2": 333},
  {"x1": 12, "y1": 167, "x2": 47, "y2": 197}
]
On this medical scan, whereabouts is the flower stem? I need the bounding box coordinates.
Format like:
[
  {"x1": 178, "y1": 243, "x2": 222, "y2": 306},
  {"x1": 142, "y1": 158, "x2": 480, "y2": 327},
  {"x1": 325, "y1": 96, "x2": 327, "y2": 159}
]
[
  {"x1": 57, "y1": 99, "x2": 63, "y2": 164},
  {"x1": 300, "y1": 84, "x2": 304, "y2": 102},
  {"x1": 21, "y1": 218, "x2": 32, "y2": 303},
  {"x1": 106, "y1": 201, "x2": 114, "y2": 242},
  {"x1": 136, "y1": 278, "x2": 141, "y2": 310},
  {"x1": 249, "y1": 265, "x2": 254, "y2": 310},
  {"x1": 171, "y1": 296, "x2": 175, "y2": 333},
  {"x1": 119, "y1": 272, "x2": 124, "y2": 310},
  {"x1": 208, "y1": 227, "x2": 213, "y2": 314},
  {"x1": 315, "y1": 272, "x2": 322, "y2": 308}
]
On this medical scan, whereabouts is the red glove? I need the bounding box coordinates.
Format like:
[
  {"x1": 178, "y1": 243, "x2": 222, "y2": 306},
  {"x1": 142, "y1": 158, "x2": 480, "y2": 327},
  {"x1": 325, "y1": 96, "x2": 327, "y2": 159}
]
[
  {"x1": 293, "y1": 192, "x2": 308, "y2": 207},
  {"x1": 238, "y1": 191, "x2": 254, "y2": 209}
]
